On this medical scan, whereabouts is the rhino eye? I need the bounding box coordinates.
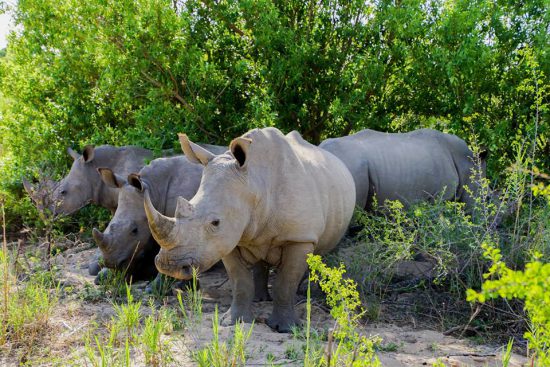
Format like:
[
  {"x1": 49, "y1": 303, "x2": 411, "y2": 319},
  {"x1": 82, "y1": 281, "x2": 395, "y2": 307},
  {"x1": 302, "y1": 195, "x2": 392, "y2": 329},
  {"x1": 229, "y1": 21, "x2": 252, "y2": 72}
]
[
  {"x1": 131, "y1": 227, "x2": 138, "y2": 235},
  {"x1": 211, "y1": 220, "x2": 220, "y2": 227},
  {"x1": 60, "y1": 189, "x2": 67, "y2": 196}
]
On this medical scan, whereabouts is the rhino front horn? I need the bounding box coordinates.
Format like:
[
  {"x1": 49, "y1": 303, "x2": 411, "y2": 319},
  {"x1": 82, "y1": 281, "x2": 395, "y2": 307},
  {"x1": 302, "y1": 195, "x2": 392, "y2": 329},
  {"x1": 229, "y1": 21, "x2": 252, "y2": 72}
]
[
  {"x1": 92, "y1": 228, "x2": 108, "y2": 251},
  {"x1": 143, "y1": 189, "x2": 177, "y2": 250}
]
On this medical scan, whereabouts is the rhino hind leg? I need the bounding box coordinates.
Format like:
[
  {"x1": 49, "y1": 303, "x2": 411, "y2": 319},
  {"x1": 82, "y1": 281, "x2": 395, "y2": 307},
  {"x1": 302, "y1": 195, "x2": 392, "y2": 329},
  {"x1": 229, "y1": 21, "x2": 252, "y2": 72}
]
[
  {"x1": 253, "y1": 261, "x2": 272, "y2": 302},
  {"x1": 221, "y1": 249, "x2": 255, "y2": 325},
  {"x1": 267, "y1": 242, "x2": 314, "y2": 333}
]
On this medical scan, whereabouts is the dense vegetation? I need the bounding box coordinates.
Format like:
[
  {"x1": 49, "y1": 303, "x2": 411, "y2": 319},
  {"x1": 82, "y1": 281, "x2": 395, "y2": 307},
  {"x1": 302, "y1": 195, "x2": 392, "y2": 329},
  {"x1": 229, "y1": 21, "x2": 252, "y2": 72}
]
[
  {"x1": 0, "y1": 0, "x2": 548, "y2": 226},
  {"x1": 0, "y1": 0, "x2": 549, "y2": 364}
]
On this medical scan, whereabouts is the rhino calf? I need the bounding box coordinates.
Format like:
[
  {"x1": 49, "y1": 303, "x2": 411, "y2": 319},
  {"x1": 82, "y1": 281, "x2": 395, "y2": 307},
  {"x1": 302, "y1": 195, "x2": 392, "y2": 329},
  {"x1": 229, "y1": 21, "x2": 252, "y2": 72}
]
[
  {"x1": 320, "y1": 128, "x2": 486, "y2": 210},
  {"x1": 144, "y1": 128, "x2": 356, "y2": 332}
]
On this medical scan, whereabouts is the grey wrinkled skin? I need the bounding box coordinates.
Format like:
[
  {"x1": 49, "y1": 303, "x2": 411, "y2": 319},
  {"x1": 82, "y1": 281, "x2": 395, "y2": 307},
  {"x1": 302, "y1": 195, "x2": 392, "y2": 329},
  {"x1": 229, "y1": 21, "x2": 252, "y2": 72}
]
[
  {"x1": 50, "y1": 145, "x2": 153, "y2": 216},
  {"x1": 319, "y1": 128, "x2": 486, "y2": 210},
  {"x1": 92, "y1": 155, "x2": 204, "y2": 281},
  {"x1": 144, "y1": 128, "x2": 356, "y2": 332}
]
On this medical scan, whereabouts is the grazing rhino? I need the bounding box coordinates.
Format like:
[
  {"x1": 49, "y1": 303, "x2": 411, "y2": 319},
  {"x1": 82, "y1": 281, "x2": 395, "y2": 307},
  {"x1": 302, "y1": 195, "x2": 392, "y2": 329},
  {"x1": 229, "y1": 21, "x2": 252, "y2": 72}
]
[
  {"x1": 92, "y1": 144, "x2": 227, "y2": 283},
  {"x1": 319, "y1": 128, "x2": 485, "y2": 210},
  {"x1": 91, "y1": 156, "x2": 204, "y2": 280},
  {"x1": 144, "y1": 127, "x2": 356, "y2": 332}
]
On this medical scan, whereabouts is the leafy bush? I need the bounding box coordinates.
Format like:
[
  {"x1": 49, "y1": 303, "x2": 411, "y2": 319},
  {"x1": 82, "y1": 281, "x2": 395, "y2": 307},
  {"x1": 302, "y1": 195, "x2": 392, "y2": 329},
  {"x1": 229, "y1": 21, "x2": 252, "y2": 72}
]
[
  {"x1": 307, "y1": 254, "x2": 380, "y2": 367},
  {"x1": 467, "y1": 243, "x2": 550, "y2": 365},
  {"x1": 0, "y1": 0, "x2": 548, "y2": 227}
]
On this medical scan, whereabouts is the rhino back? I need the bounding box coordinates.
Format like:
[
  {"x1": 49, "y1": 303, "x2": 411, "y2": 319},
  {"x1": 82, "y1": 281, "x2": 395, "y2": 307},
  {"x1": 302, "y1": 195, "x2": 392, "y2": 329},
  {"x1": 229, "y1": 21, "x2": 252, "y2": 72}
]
[
  {"x1": 243, "y1": 128, "x2": 355, "y2": 255},
  {"x1": 321, "y1": 129, "x2": 468, "y2": 208}
]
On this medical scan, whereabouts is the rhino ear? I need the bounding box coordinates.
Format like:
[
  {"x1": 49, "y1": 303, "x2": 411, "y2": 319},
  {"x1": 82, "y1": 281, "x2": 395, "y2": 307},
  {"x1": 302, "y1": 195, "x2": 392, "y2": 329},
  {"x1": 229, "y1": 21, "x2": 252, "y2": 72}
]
[
  {"x1": 128, "y1": 173, "x2": 144, "y2": 192},
  {"x1": 82, "y1": 145, "x2": 95, "y2": 163},
  {"x1": 178, "y1": 133, "x2": 215, "y2": 166},
  {"x1": 22, "y1": 178, "x2": 37, "y2": 202},
  {"x1": 230, "y1": 137, "x2": 252, "y2": 168},
  {"x1": 67, "y1": 147, "x2": 80, "y2": 160},
  {"x1": 175, "y1": 196, "x2": 194, "y2": 218},
  {"x1": 22, "y1": 177, "x2": 34, "y2": 195},
  {"x1": 98, "y1": 168, "x2": 127, "y2": 188}
]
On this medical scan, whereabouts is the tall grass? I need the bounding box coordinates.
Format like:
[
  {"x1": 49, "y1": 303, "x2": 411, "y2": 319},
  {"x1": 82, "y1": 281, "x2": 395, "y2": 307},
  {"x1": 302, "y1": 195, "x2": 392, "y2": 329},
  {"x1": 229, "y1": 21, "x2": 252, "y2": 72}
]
[
  {"x1": 176, "y1": 268, "x2": 203, "y2": 329},
  {"x1": 193, "y1": 305, "x2": 254, "y2": 367},
  {"x1": 0, "y1": 203, "x2": 60, "y2": 363}
]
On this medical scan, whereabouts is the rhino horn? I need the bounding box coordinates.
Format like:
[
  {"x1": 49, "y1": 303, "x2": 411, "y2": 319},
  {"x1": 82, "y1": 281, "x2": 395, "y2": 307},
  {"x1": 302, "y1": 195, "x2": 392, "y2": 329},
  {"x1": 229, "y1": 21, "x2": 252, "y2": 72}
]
[
  {"x1": 92, "y1": 228, "x2": 108, "y2": 251},
  {"x1": 143, "y1": 189, "x2": 177, "y2": 250}
]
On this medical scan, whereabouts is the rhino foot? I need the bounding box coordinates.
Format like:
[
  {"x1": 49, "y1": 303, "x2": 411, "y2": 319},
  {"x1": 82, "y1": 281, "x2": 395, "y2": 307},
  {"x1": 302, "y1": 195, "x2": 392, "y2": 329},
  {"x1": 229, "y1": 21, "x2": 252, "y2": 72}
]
[
  {"x1": 94, "y1": 268, "x2": 112, "y2": 285},
  {"x1": 88, "y1": 261, "x2": 102, "y2": 276},
  {"x1": 220, "y1": 307, "x2": 254, "y2": 326},
  {"x1": 267, "y1": 308, "x2": 302, "y2": 333}
]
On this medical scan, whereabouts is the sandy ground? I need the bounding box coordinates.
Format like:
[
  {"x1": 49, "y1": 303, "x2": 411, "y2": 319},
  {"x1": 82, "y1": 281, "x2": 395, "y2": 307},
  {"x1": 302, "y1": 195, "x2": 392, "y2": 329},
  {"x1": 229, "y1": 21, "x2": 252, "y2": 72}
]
[{"x1": 3, "y1": 239, "x2": 530, "y2": 366}]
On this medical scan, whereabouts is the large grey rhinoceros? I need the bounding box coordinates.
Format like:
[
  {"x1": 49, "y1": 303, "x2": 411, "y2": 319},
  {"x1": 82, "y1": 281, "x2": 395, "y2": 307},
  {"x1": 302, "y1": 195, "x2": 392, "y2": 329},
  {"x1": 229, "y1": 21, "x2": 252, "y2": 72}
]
[
  {"x1": 143, "y1": 127, "x2": 356, "y2": 332},
  {"x1": 91, "y1": 156, "x2": 204, "y2": 281},
  {"x1": 319, "y1": 128, "x2": 485, "y2": 210}
]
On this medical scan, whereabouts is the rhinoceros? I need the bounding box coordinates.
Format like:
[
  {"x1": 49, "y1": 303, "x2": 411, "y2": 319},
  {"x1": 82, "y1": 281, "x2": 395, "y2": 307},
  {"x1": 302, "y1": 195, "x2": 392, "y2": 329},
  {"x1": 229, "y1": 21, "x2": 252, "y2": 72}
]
[
  {"x1": 91, "y1": 156, "x2": 204, "y2": 280},
  {"x1": 143, "y1": 127, "x2": 356, "y2": 332},
  {"x1": 51, "y1": 145, "x2": 153, "y2": 216},
  {"x1": 92, "y1": 144, "x2": 227, "y2": 283},
  {"x1": 319, "y1": 128, "x2": 485, "y2": 210},
  {"x1": 43, "y1": 145, "x2": 153, "y2": 276}
]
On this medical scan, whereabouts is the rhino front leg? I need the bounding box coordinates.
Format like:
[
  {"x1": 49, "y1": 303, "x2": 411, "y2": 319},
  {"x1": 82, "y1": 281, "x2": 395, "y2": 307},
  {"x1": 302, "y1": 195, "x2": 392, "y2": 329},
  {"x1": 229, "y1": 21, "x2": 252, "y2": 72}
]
[
  {"x1": 268, "y1": 242, "x2": 314, "y2": 333},
  {"x1": 221, "y1": 248, "x2": 255, "y2": 325}
]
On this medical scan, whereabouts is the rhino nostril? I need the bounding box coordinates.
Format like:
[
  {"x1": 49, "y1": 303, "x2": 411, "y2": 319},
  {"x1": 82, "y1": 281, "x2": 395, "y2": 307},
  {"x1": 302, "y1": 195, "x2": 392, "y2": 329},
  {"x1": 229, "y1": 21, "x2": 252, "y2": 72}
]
[{"x1": 181, "y1": 265, "x2": 193, "y2": 279}]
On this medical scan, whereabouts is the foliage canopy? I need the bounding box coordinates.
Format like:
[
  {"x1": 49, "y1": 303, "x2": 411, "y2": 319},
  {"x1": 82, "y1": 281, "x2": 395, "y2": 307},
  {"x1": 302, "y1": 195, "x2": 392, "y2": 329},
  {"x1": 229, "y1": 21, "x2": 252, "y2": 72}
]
[{"x1": 0, "y1": 0, "x2": 548, "y2": 224}]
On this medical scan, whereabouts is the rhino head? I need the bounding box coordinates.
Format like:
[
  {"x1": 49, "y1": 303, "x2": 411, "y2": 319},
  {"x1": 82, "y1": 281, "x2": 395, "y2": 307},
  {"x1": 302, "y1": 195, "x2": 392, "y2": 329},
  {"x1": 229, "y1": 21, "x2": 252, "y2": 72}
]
[
  {"x1": 144, "y1": 134, "x2": 254, "y2": 280},
  {"x1": 23, "y1": 177, "x2": 57, "y2": 215},
  {"x1": 92, "y1": 168, "x2": 157, "y2": 274},
  {"x1": 51, "y1": 145, "x2": 99, "y2": 216}
]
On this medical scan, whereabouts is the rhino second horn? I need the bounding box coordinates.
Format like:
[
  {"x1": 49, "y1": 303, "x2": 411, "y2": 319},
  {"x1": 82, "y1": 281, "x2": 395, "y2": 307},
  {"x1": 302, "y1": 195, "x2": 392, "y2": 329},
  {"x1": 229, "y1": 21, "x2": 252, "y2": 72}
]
[
  {"x1": 143, "y1": 189, "x2": 177, "y2": 250},
  {"x1": 92, "y1": 228, "x2": 108, "y2": 251}
]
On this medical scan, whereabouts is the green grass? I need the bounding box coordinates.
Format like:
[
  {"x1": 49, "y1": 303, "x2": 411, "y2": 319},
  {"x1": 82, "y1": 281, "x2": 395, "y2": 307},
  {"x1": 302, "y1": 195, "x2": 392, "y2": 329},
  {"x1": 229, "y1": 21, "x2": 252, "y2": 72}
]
[
  {"x1": 1, "y1": 204, "x2": 60, "y2": 363},
  {"x1": 193, "y1": 305, "x2": 254, "y2": 367}
]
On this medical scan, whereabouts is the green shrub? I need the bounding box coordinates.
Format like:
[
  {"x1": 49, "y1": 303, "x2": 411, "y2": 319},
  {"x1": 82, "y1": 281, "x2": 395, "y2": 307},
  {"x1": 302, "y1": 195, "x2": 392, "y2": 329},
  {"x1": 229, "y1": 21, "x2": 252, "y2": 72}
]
[
  {"x1": 307, "y1": 254, "x2": 380, "y2": 367},
  {"x1": 467, "y1": 242, "x2": 550, "y2": 365},
  {"x1": 1, "y1": 0, "x2": 548, "y2": 228}
]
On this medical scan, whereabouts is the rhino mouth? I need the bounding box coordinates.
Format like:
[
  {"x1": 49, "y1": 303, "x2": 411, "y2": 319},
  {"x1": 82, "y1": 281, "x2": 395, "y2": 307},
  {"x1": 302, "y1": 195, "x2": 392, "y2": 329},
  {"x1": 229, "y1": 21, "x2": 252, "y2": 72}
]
[{"x1": 154, "y1": 254, "x2": 198, "y2": 280}]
